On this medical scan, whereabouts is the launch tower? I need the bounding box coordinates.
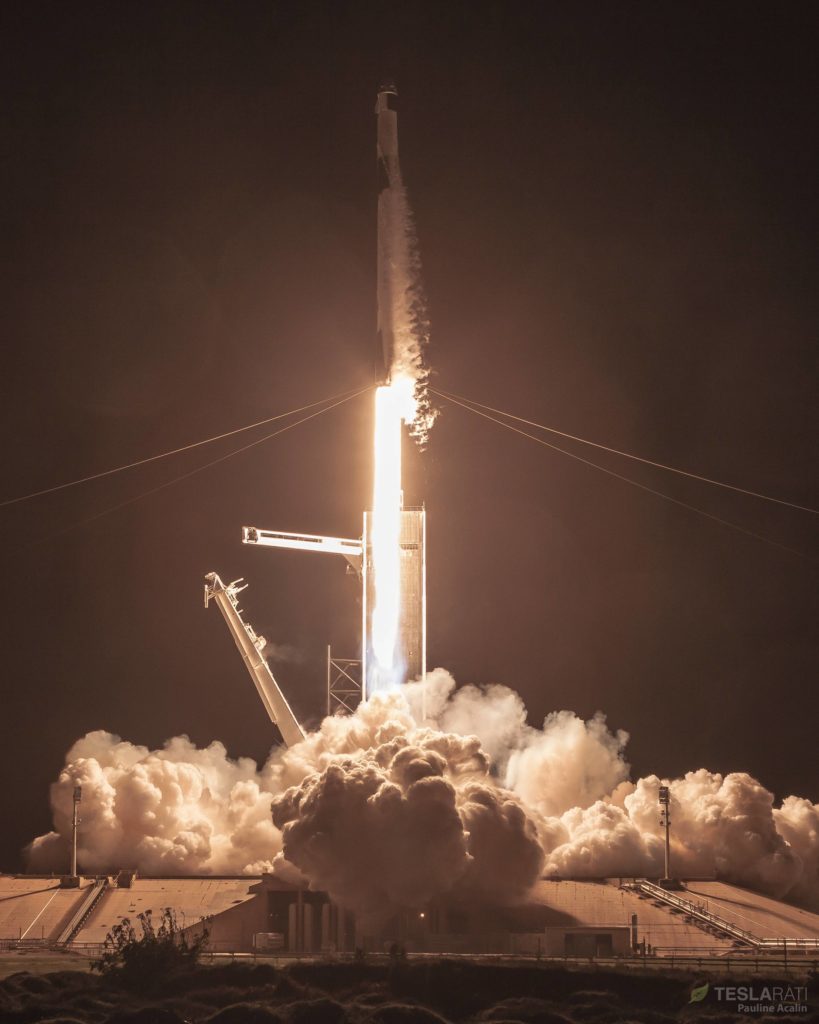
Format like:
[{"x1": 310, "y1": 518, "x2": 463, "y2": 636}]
[
  {"x1": 242, "y1": 498, "x2": 426, "y2": 699},
  {"x1": 204, "y1": 573, "x2": 305, "y2": 746},
  {"x1": 208, "y1": 83, "x2": 426, "y2": 726}
]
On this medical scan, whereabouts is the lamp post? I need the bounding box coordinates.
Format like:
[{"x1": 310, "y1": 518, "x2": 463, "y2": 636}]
[
  {"x1": 71, "y1": 786, "x2": 82, "y2": 878},
  {"x1": 659, "y1": 785, "x2": 671, "y2": 882}
]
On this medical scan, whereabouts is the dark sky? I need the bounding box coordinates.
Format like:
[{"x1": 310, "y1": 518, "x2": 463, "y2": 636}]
[{"x1": 1, "y1": 1, "x2": 817, "y2": 871}]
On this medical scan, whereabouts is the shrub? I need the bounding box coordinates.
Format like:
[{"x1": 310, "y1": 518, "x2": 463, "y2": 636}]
[{"x1": 92, "y1": 908, "x2": 209, "y2": 988}]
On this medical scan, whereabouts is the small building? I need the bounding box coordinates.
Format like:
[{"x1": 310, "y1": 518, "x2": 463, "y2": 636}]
[{"x1": 544, "y1": 926, "x2": 632, "y2": 957}]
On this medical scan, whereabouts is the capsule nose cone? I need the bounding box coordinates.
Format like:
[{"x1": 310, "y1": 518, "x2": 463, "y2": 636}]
[{"x1": 378, "y1": 78, "x2": 398, "y2": 96}]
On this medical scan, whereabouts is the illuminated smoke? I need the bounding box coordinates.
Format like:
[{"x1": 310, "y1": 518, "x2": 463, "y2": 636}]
[
  {"x1": 269, "y1": 696, "x2": 543, "y2": 913},
  {"x1": 26, "y1": 732, "x2": 281, "y2": 875},
  {"x1": 623, "y1": 771, "x2": 806, "y2": 899},
  {"x1": 27, "y1": 671, "x2": 819, "y2": 913},
  {"x1": 505, "y1": 710, "x2": 631, "y2": 817},
  {"x1": 774, "y1": 797, "x2": 819, "y2": 908}
]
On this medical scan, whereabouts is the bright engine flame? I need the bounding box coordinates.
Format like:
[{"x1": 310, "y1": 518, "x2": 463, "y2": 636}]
[{"x1": 370, "y1": 375, "x2": 417, "y2": 688}]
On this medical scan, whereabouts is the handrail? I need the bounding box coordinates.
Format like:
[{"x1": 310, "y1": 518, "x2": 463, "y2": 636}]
[
  {"x1": 57, "y1": 878, "x2": 108, "y2": 946},
  {"x1": 630, "y1": 879, "x2": 757, "y2": 945},
  {"x1": 625, "y1": 880, "x2": 819, "y2": 951}
]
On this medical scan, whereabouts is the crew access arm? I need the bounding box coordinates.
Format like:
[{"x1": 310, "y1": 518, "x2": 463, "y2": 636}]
[{"x1": 204, "y1": 572, "x2": 305, "y2": 747}]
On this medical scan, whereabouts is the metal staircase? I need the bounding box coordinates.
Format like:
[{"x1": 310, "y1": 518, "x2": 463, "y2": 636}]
[
  {"x1": 56, "y1": 877, "x2": 108, "y2": 946},
  {"x1": 624, "y1": 879, "x2": 819, "y2": 953}
]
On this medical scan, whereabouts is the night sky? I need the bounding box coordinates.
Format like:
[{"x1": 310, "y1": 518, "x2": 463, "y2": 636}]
[{"x1": 1, "y1": 2, "x2": 817, "y2": 872}]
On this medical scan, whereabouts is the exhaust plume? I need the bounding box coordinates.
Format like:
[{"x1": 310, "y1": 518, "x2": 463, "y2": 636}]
[
  {"x1": 381, "y1": 183, "x2": 434, "y2": 444},
  {"x1": 376, "y1": 84, "x2": 434, "y2": 443},
  {"x1": 27, "y1": 670, "x2": 819, "y2": 914}
]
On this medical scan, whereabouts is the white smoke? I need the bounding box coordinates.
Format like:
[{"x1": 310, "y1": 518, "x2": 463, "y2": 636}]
[
  {"x1": 774, "y1": 797, "x2": 819, "y2": 908},
  {"x1": 27, "y1": 732, "x2": 281, "y2": 876},
  {"x1": 506, "y1": 710, "x2": 630, "y2": 817},
  {"x1": 268, "y1": 698, "x2": 543, "y2": 914},
  {"x1": 408, "y1": 669, "x2": 528, "y2": 770},
  {"x1": 27, "y1": 670, "x2": 819, "y2": 914},
  {"x1": 262, "y1": 641, "x2": 305, "y2": 665}
]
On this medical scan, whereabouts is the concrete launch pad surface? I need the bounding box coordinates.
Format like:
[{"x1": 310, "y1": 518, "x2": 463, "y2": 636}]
[
  {"x1": 0, "y1": 877, "x2": 93, "y2": 943},
  {"x1": 527, "y1": 880, "x2": 734, "y2": 952},
  {"x1": 75, "y1": 877, "x2": 265, "y2": 947},
  {"x1": 3, "y1": 875, "x2": 819, "y2": 957}
]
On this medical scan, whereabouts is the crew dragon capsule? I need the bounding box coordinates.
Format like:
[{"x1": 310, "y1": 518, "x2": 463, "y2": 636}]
[{"x1": 375, "y1": 80, "x2": 401, "y2": 382}]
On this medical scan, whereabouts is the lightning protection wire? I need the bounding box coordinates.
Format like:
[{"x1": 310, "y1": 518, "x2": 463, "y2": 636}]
[
  {"x1": 21, "y1": 385, "x2": 371, "y2": 549},
  {"x1": 1, "y1": 383, "x2": 368, "y2": 508},
  {"x1": 432, "y1": 388, "x2": 818, "y2": 517},
  {"x1": 434, "y1": 389, "x2": 817, "y2": 566}
]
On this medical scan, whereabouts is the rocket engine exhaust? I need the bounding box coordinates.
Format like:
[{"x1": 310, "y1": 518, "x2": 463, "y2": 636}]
[
  {"x1": 374, "y1": 81, "x2": 433, "y2": 435},
  {"x1": 370, "y1": 378, "x2": 418, "y2": 689},
  {"x1": 368, "y1": 82, "x2": 433, "y2": 692}
]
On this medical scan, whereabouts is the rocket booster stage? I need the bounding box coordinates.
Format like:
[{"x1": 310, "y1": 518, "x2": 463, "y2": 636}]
[{"x1": 376, "y1": 81, "x2": 400, "y2": 379}]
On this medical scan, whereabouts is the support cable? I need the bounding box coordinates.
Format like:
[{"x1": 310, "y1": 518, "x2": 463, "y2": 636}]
[
  {"x1": 1, "y1": 383, "x2": 367, "y2": 508},
  {"x1": 434, "y1": 390, "x2": 817, "y2": 565},
  {"x1": 432, "y1": 388, "x2": 818, "y2": 517},
  {"x1": 23, "y1": 385, "x2": 371, "y2": 549}
]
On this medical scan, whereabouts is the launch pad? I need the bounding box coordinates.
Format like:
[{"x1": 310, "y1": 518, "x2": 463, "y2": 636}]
[{"x1": 3, "y1": 872, "x2": 819, "y2": 959}]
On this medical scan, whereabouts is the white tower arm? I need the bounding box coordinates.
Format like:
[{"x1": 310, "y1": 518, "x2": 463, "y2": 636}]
[
  {"x1": 204, "y1": 572, "x2": 305, "y2": 748},
  {"x1": 242, "y1": 527, "x2": 362, "y2": 573}
]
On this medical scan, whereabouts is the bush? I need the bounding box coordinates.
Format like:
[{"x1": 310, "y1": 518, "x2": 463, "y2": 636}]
[{"x1": 92, "y1": 908, "x2": 209, "y2": 988}]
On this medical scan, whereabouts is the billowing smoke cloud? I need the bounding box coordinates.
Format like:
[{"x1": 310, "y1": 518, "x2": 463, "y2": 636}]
[
  {"x1": 624, "y1": 771, "x2": 806, "y2": 898},
  {"x1": 774, "y1": 797, "x2": 819, "y2": 909},
  {"x1": 506, "y1": 711, "x2": 630, "y2": 816},
  {"x1": 270, "y1": 722, "x2": 542, "y2": 914},
  {"x1": 27, "y1": 733, "x2": 281, "y2": 876},
  {"x1": 27, "y1": 670, "x2": 819, "y2": 914}
]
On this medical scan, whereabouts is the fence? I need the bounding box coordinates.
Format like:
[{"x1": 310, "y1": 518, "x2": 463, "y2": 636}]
[
  {"x1": 2, "y1": 939, "x2": 816, "y2": 976},
  {"x1": 197, "y1": 949, "x2": 818, "y2": 976}
]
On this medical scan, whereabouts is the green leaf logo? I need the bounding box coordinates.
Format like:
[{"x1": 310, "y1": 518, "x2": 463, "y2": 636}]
[{"x1": 689, "y1": 982, "x2": 709, "y2": 1004}]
